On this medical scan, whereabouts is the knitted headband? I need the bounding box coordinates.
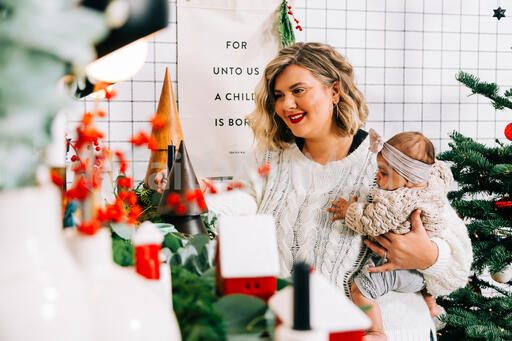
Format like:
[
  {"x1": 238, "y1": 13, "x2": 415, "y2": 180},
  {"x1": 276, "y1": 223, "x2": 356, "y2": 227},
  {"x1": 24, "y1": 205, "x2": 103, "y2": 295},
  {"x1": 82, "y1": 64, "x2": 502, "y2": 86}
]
[{"x1": 380, "y1": 143, "x2": 432, "y2": 184}]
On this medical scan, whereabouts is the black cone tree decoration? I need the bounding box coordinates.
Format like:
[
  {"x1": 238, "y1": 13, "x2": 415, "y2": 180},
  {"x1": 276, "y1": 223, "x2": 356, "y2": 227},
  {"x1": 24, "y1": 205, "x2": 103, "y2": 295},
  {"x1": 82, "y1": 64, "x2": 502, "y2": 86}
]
[{"x1": 158, "y1": 141, "x2": 208, "y2": 235}]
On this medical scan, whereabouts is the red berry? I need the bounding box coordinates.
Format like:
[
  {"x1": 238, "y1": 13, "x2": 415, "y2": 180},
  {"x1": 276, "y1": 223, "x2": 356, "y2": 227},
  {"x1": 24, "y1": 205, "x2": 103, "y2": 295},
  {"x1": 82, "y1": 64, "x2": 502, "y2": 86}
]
[
  {"x1": 258, "y1": 162, "x2": 271, "y2": 176},
  {"x1": 167, "y1": 193, "x2": 180, "y2": 206},
  {"x1": 127, "y1": 191, "x2": 138, "y2": 205},
  {"x1": 185, "y1": 190, "x2": 197, "y2": 202},
  {"x1": 176, "y1": 204, "x2": 187, "y2": 215},
  {"x1": 71, "y1": 155, "x2": 77, "y2": 162},
  {"x1": 95, "y1": 146, "x2": 101, "y2": 151}
]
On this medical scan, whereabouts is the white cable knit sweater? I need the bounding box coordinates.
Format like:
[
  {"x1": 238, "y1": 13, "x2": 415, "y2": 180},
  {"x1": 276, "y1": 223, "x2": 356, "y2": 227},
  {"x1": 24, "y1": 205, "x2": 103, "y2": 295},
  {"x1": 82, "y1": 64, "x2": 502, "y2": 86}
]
[{"x1": 205, "y1": 138, "x2": 472, "y2": 341}]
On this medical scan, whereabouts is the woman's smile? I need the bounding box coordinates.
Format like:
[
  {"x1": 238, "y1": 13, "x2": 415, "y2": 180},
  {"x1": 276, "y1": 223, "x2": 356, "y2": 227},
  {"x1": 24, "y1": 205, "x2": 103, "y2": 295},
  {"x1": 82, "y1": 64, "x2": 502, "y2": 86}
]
[{"x1": 288, "y1": 112, "x2": 306, "y2": 124}]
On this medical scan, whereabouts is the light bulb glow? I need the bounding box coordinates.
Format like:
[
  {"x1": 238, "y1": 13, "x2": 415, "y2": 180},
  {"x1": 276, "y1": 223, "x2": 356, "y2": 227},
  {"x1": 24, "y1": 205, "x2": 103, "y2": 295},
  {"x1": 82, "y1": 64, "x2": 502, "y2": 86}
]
[{"x1": 86, "y1": 39, "x2": 149, "y2": 83}]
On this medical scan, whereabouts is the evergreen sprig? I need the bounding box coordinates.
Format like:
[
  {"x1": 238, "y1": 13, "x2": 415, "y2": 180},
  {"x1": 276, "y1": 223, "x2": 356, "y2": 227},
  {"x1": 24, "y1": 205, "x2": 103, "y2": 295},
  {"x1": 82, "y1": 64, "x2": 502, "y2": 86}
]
[
  {"x1": 278, "y1": 0, "x2": 295, "y2": 48},
  {"x1": 457, "y1": 71, "x2": 512, "y2": 110}
]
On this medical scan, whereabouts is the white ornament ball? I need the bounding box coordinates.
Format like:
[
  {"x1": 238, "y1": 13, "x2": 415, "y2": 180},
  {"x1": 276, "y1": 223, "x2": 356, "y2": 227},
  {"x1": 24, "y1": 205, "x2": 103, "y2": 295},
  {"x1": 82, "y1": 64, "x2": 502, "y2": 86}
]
[{"x1": 491, "y1": 263, "x2": 512, "y2": 283}]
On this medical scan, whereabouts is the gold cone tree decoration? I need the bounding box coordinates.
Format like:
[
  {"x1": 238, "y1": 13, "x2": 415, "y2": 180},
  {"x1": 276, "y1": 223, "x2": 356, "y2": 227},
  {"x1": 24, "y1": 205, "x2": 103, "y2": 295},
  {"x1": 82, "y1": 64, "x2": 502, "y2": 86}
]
[{"x1": 144, "y1": 68, "x2": 183, "y2": 189}]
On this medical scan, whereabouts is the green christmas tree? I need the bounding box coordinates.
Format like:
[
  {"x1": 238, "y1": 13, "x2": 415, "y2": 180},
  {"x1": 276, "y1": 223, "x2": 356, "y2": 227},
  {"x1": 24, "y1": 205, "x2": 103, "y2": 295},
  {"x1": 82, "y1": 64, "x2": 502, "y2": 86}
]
[{"x1": 437, "y1": 72, "x2": 512, "y2": 341}]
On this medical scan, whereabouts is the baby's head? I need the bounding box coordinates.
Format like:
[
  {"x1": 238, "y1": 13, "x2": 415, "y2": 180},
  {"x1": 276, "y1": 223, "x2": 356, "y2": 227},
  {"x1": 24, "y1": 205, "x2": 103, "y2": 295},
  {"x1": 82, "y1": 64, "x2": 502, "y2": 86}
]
[{"x1": 375, "y1": 132, "x2": 435, "y2": 190}]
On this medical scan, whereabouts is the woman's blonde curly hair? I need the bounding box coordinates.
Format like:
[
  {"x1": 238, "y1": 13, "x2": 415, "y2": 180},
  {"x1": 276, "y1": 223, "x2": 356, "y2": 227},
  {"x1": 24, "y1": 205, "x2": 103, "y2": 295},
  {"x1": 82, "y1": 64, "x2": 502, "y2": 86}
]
[{"x1": 247, "y1": 42, "x2": 368, "y2": 151}]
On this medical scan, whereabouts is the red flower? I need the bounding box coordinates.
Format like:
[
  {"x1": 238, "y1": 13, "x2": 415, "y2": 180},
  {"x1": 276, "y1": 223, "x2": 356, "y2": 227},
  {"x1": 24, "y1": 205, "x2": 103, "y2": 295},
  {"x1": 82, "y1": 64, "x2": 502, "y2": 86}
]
[
  {"x1": 105, "y1": 88, "x2": 117, "y2": 101},
  {"x1": 150, "y1": 114, "x2": 166, "y2": 130},
  {"x1": 120, "y1": 161, "x2": 128, "y2": 174},
  {"x1": 202, "y1": 179, "x2": 218, "y2": 194},
  {"x1": 127, "y1": 191, "x2": 138, "y2": 205},
  {"x1": 114, "y1": 150, "x2": 128, "y2": 174},
  {"x1": 176, "y1": 204, "x2": 187, "y2": 215},
  {"x1": 118, "y1": 176, "x2": 133, "y2": 188},
  {"x1": 195, "y1": 188, "x2": 203, "y2": 199},
  {"x1": 147, "y1": 137, "x2": 158, "y2": 150},
  {"x1": 167, "y1": 193, "x2": 181, "y2": 206},
  {"x1": 226, "y1": 181, "x2": 243, "y2": 191},
  {"x1": 130, "y1": 131, "x2": 150, "y2": 146},
  {"x1": 106, "y1": 197, "x2": 126, "y2": 222},
  {"x1": 197, "y1": 197, "x2": 207, "y2": 211},
  {"x1": 78, "y1": 219, "x2": 101, "y2": 235},
  {"x1": 66, "y1": 178, "x2": 89, "y2": 200},
  {"x1": 118, "y1": 190, "x2": 128, "y2": 200},
  {"x1": 128, "y1": 204, "x2": 143, "y2": 223},
  {"x1": 50, "y1": 171, "x2": 64, "y2": 187},
  {"x1": 258, "y1": 162, "x2": 271, "y2": 177},
  {"x1": 185, "y1": 190, "x2": 198, "y2": 202}
]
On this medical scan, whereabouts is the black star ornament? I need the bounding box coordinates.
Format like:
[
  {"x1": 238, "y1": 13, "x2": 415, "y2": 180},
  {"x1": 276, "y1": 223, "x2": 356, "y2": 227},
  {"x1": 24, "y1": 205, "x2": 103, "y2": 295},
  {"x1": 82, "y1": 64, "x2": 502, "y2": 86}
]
[{"x1": 493, "y1": 7, "x2": 506, "y2": 20}]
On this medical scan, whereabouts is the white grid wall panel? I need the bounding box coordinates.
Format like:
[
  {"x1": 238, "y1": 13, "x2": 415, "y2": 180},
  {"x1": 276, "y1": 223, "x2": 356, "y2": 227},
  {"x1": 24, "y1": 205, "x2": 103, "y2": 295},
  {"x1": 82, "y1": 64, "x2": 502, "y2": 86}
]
[{"x1": 66, "y1": 0, "x2": 512, "y2": 183}]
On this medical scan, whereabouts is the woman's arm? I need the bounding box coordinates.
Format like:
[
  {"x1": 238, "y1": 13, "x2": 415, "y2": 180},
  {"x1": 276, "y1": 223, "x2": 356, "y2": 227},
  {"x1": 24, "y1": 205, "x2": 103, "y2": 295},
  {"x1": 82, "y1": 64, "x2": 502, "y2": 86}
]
[{"x1": 364, "y1": 208, "x2": 472, "y2": 296}]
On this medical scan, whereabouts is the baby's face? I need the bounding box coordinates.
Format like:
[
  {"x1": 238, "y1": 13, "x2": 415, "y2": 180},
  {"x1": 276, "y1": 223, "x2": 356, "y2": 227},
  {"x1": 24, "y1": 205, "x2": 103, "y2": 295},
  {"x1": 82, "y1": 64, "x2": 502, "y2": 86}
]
[{"x1": 375, "y1": 154, "x2": 408, "y2": 190}]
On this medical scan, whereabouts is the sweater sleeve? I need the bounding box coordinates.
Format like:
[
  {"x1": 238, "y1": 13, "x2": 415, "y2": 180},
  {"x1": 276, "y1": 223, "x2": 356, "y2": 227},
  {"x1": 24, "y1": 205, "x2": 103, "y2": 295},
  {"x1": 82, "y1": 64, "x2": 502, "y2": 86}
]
[
  {"x1": 344, "y1": 189, "x2": 406, "y2": 237},
  {"x1": 204, "y1": 150, "x2": 266, "y2": 216},
  {"x1": 419, "y1": 204, "x2": 473, "y2": 296}
]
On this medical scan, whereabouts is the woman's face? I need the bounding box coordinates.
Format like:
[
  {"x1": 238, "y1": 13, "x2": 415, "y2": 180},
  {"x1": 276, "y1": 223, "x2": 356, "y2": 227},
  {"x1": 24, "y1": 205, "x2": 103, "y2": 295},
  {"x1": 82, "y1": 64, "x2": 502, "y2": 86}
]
[{"x1": 273, "y1": 64, "x2": 338, "y2": 140}]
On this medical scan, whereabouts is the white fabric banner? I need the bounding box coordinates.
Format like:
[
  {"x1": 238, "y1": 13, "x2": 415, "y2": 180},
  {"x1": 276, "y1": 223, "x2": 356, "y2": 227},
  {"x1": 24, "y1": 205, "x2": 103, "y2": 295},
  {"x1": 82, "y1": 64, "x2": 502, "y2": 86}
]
[{"x1": 177, "y1": 0, "x2": 282, "y2": 178}]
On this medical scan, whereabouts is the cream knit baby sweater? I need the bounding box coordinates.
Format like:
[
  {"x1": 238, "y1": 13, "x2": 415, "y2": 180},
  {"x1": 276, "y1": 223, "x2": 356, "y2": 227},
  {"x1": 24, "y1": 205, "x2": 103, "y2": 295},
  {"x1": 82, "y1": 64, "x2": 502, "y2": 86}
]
[
  {"x1": 345, "y1": 161, "x2": 454, "y2": 237},
  {"x1": 205, "y1": 138, "x2": 472, "y2": 341}
]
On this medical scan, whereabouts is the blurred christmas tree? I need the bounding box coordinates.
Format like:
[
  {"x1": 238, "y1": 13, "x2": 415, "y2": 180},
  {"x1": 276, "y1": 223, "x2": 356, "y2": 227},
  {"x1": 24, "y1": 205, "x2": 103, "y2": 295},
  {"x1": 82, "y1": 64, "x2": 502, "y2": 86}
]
[{"x1": 436, "y1": 71, "x2": 512, "y2": 341}]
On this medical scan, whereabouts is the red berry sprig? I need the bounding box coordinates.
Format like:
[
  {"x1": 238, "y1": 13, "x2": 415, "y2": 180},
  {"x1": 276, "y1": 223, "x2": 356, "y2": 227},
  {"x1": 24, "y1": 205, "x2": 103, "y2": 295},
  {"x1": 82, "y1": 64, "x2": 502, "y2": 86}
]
[
  {"x1": 165, "y1": 188, "x2": 207, "y2": 214},
  {"x1": 202, "y1": 179, "x2": 218, "y2": 194},
  {"x1": 286, "y1": 1, "x2": 302, "y2": 31},
  {"x1": 226, "y1": 181, "x2": 244, "y2": 191}
]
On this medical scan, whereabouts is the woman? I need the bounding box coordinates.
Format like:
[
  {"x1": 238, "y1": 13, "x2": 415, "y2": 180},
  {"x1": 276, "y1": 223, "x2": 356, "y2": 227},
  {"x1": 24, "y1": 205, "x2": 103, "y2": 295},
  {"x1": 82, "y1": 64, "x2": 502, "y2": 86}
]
[{"x1": 206, "y1": 42, "x2": 472, "y2": 340}]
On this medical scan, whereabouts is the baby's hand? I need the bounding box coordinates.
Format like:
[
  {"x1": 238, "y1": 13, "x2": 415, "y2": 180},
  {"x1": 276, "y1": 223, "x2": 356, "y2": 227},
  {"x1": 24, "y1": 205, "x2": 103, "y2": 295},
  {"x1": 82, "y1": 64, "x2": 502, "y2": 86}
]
[{"x1": 327, "y1": 195, "x2": 357, "y2": 221}]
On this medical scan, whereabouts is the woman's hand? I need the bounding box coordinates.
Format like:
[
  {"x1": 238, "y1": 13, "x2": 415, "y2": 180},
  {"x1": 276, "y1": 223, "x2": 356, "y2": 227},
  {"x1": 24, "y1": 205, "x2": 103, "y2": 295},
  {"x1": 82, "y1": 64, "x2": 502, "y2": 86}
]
[
  {"x1": 153, "y1": 169, "x2": 168, "y2": 193},
  {"x1": 365, "y1": 210, "x2": 439, "y2": 272},
  {"x1": 327, "y1": 195, "x2": 357, "y2": 221}
]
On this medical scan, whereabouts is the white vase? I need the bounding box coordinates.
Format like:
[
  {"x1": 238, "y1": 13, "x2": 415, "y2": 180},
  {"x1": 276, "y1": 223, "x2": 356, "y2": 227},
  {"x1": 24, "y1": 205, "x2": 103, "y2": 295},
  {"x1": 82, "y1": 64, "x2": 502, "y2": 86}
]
[
  {"x1": 0, "y1": 185, "x2": 94, "y2": 340},
  {"x1": 64, "y1": 227, "x2": 181, "y2": 341}
]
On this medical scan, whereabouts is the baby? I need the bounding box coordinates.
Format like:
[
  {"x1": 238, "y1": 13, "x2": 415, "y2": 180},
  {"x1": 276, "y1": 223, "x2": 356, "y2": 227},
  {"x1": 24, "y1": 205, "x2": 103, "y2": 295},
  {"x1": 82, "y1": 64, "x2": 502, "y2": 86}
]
[{"x1": 329, "y1": 131, "x2": 452, "y2": 341}]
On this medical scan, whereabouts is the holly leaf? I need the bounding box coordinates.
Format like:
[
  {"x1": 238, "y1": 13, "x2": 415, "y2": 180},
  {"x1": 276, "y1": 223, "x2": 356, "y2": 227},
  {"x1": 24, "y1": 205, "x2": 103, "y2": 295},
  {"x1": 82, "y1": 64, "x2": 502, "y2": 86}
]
[
  {"x1": 277, "y1": 277, "x2": 292, "y2": 290},
  {"x1": 111, "y1": 223, "x2": 135, "y2": 240},
  {"x1": 214, "y1": 294, "x2": 268, "y2": 334},
  {"x1": 154, "y1": 223, "x2": 178, "y2": 234},
  {"x1": 172, "y1": 243, "x2": 199, "y2": 267}
]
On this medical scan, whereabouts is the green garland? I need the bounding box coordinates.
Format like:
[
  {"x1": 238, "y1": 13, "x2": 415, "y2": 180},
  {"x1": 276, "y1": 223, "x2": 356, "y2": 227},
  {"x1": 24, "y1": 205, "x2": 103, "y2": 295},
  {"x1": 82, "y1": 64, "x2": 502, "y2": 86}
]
[{"x1": 278, "y1": 0, "x2": 295, "y2": 48}]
